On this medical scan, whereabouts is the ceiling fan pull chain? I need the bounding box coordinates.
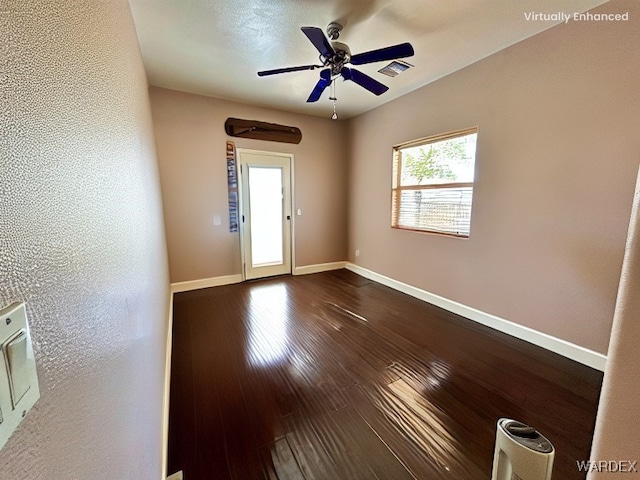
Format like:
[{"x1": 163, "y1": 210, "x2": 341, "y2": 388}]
[{"x1": 330, "y1": 80, "x2": 338, "y2": 120}]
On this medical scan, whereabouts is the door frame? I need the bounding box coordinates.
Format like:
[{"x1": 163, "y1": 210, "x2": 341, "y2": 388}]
[{"x1": 237, "y1": 148, "x2": 295, "y2": 281}]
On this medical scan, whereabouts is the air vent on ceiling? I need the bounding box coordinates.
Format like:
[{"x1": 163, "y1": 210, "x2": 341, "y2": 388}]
[{"x1": 378, "y1": 60, "x2": 413, "y2": 77}]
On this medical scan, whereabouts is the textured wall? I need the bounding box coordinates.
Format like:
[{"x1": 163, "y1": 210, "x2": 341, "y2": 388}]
[
  {"x1": 347, "y1": 0, "x2": 640, "y2": 354},
  {"x1": 150, "y1": 87, "x2": 348, "y2": 283},
  {"x1": 0, "y1": 1, "x2": 169, "y2": 479},
  {"x1": 588, "y1": 166, "x2": 640, "y2": 476}
]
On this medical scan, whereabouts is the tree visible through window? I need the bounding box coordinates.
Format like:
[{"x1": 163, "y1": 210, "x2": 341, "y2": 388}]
[{"x1": 392, "y1": 127, "x2": 478, "y2": 237}]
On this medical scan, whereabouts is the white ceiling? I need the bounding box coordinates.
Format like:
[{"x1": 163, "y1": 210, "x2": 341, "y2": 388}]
[{"x1": 129, "y1": 0, "x2": 609, "y2": 120}]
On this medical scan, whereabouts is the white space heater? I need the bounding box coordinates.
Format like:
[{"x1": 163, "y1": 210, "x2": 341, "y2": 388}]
[{"x1": 491, "y1": 418, "x2": 555, "y2": 480}]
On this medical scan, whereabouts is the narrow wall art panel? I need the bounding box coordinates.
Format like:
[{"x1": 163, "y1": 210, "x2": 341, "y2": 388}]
[{"x1": 226, "y1": 141, "x2": 239, "y2": 232}]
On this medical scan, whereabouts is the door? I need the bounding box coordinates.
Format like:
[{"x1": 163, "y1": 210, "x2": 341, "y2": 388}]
[{"x1": 238, "y1": 150, "x2": 293, "y2": 280}]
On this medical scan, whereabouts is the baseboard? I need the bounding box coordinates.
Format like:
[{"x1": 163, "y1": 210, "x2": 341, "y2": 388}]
[
  {"x1": 345, "y1": 263, "x2": 607, "y2": 371},
  {"x1": 161, "y1": 291, "x2": 174, "y2": 480},
  {"x1": 294, "y1": 261, "x2": 348, "y2": 276},
  {"x1": 171, "y1": 264, "x2": 348, "y2": 292},
  {"x1": 170, "y1": 274, "x2": 243, "y2": 293}
]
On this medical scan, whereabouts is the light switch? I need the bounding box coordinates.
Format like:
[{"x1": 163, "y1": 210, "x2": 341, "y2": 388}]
[
  {"x1": 0, "y1": 302, "x2": 40, "y2": 451},
  {"x1": 4, "y1": 331, "x2": 31, "y2": 407}
]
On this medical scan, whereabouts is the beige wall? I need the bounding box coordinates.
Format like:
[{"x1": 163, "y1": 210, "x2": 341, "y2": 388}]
[
  {"x1": 347, "y1": 0, "x2": 640, "y2": 354},
  {"x1": 0, "y1": 1, "x2": 169, "y2": 479},
  {"x1": 589, "y1": 166, "x2": 640, "y2": 476},
  {"x1": 150, "y1": 87, "x2": 348, "y2": 283}
]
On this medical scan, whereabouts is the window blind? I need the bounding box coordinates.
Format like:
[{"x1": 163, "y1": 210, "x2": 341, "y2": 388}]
[
  {"x1": 391, "y1": 127, "x2": 477, "y2": 237},
  {"x1": 392, "y1": 186, "x2": 473, "y2": 236}
]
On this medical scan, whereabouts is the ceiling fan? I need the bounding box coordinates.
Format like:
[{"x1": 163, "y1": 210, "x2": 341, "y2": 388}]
[{"x1": 257, "y1": 23, "x2": 414, "y2": 105}]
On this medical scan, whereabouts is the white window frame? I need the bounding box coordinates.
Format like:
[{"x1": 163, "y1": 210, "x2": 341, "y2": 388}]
[{"x1": 391, "y1": 127, "x2": 478, "y2": 237}]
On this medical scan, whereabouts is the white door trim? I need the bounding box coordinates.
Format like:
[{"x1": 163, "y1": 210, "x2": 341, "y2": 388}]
[{"x1": 237, "y1": 148, "x2": 294, "y2": 281}]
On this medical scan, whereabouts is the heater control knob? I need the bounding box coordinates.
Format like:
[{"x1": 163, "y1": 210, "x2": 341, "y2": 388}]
[
  {"x1": 506, "y1": 423, "x2": 538, "y2": 438},
  {"x1": 501, "y1": 419, "x2": 554, "y2": 454}
]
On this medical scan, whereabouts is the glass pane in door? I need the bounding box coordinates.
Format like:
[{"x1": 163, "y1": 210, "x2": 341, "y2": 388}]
[{"x1": 248, "y1": 166, "x2": 283, "y2": 266}]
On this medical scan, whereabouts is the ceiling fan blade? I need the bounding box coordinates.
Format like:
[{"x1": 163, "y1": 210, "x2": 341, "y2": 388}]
[
  {"x1": 307, "y1": 69, "x2": 332, "y2": 103},
  {"x1": 341, "y1": 67, "x2": 388, "y2": 96},
  {"x1": 258, "y1": 64, "x2": 321, "y2": 76},
  {"x1": 301, "y1": 26, "x2": 336, "y2": 58},
  {"x1": 350, "y1": 42, "x2": 414, "y2": 65}
]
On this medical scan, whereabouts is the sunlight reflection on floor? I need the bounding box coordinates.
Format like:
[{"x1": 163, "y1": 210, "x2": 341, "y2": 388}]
[{"x1": 248, "y1": 283, "x2": 290, "y2": 367}]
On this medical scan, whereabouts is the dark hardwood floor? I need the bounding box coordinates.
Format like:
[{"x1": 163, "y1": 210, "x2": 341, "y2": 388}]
[{"x1": 168, "y1": 269, "x2": 602, "y2": 479}]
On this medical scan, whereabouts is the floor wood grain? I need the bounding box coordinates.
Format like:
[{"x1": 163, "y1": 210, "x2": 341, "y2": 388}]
[{"x1": 167, "y1": 270, "x2": 602, "y2": 479}]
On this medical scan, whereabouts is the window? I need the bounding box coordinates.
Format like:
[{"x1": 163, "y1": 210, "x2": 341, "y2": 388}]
[{"x1": 392, "y1": 127, "x2": 478, "y2": 237}]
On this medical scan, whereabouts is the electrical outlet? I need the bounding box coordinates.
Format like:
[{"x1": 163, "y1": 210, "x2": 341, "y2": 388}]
[{"x1": 355, "y1": 249, "x2": 360, "y2": 257}]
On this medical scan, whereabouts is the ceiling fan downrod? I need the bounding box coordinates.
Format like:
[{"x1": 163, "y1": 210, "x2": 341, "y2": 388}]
[{"x1": 326, "y1": 22, "x2": 342, "y2": 41}]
